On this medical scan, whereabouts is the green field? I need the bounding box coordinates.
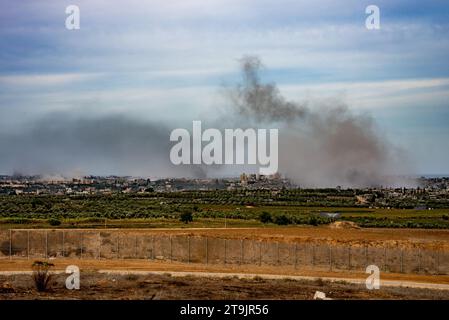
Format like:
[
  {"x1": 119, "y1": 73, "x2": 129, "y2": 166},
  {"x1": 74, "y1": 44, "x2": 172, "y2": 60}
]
[{"x1": 1, "y1": 191, "x2": 449, "y2": 229}]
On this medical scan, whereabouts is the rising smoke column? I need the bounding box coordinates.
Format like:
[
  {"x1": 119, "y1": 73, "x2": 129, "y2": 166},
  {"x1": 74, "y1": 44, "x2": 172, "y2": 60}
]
[
  {"x1": 0, "y1": 56, "x2": 407, "y2": 185},
  {"x1": 229, "y1": 56, "x2": 307, "y2": 122},
  {"x1": 227, "y1": 56, "x2": 400, "y2": 187}
]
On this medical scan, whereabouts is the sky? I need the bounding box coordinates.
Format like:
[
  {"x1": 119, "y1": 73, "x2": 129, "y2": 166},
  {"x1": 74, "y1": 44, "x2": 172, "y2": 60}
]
[{"x1": 0, "y1": 0, "x2": 449, "y2": 178}]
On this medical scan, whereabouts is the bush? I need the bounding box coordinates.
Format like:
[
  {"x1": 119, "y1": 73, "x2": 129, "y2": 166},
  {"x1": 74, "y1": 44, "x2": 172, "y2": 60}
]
[
  {"x1": 32, "y1": 261, "x2": 54, "y2": 292},
  {"x1": 48, "y1": 218, "x2": 61, "y2": 226},
  {"x1": 308, "y1": 215, "x2": 319, "y2": 226},
  {"x1": 259, "y1": 211, "x2": 272, "y2": 224},
  {"x1": 180, "y1": 211, "x2": 193, "y2": 224},
  {"x1": 274, "y1": 214, "x2": 292, "y2": 225}
]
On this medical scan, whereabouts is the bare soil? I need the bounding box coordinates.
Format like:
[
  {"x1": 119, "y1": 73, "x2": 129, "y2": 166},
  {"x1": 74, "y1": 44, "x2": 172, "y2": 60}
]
[
  {"x1": 1, "y1": 258, "x2": 449, "y2": 285},
  {"x1": 1, "y1": 271, "x2": 448, "y2": 300},
  {"x1": 6, "y1": 226, "x2": 449, "y2": 249},
  {"x1": 101, "y1": 226, "x2": 449, "y2": 249}
]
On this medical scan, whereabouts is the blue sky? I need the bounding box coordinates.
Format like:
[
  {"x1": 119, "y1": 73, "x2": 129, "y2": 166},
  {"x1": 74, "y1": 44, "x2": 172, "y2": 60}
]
[{"x1": 0, "y1": 0, "x2": 449, "y2": 176}]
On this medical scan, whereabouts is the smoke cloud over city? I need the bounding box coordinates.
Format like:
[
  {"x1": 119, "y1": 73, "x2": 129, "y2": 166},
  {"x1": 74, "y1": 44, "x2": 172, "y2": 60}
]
[
  {"x1": 225, "y1": 56, "x2": 408, "y2": 187},
  {"x1": 0, "y1": 115, "x2": 183, "y2": 178},
  {"x1": 0, "y1": 56, "x2": 410, "y2": 186}
]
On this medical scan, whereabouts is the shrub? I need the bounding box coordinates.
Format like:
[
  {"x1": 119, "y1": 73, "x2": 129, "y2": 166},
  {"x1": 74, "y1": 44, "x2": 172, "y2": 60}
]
[
  {"x1": 180, "y1": 211, "x2": 193, "y2": 224},
  {"x1": 274, "y1": 214, "x2": 292, "y2": 225},
  {"x1": 259, "y1": 211, "x2": 272, "y2": 224},
  {"x1": 48, "y1": 218, "x2": 61, "y2": 226},
  {"x1": 314, "y1": 278, "x2": 325, "y2": 287},
  {"x1": 32, "y1": 261, "x2": 54, "y2": 292},
  {"x1": 308, "y1": 215, "x2": 319, "y2": 226}
]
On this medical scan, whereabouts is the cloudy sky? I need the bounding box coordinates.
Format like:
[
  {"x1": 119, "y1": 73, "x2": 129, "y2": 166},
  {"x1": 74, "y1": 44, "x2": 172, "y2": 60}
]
[{"x1": 0, "y1": 0, "x2": 448, "y2": 177}]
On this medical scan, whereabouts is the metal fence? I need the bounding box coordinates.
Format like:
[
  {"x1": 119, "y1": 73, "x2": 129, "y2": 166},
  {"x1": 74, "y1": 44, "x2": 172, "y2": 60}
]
[{"x1": 0, "y1": 229, "x2": 447, "y2": 275}]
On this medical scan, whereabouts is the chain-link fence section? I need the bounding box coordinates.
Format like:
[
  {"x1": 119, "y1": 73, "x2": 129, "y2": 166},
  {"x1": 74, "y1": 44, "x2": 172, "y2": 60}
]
[{"x1": 0, "y1": 229, "x2": 447, "y2": 275}]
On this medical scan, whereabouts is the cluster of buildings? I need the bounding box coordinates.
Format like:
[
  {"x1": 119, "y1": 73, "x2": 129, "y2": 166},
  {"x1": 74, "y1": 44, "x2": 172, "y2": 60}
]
[
  {"x1": 355, "y1": 182, "x2": 449, "y2": 208},
  {"x1": 0, "y1": 175, "x2": 150, "y2": 195},
  {"x1": 0, "y1": 173, "x2": 293, "y2": 195},
  {"x1": 0, "y1": 175, "x2": 448, "y2": 202}
]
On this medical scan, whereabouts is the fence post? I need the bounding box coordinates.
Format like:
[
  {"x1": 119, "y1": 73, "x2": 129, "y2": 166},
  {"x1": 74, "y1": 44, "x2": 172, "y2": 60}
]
[
  {"x1": 224, "y1": 239, "x2": 227, "y2": 265},
  {"x1": 98, "y1": 232, "x2": 101, "y2": 260},
  {"x1": 384, "y1": 247, "x2": 387, "y2": 272},
  {"x1": 27, "y1": 230, "x2": 30, "y2": 259},
  {"x1": 418, "y1": 248, "x2": 421, "y2": 273},
  {"x1": 62, "y1": 230, "x2": 65, "y2": 258},
  {"x1": 205, "y1": 237, "x2": 208, "y2": 265},
  {"x1": 116, "y1": 234, "x2": 119, "y2": 259},
  {"x1": 400, "y1": 249, "x2": 404, "y2": 273},
  {"x1": 188, "y1": 236, "x2": 191, "y2": 264},
  {"x1": 259, "y1": 241, "x2": 262, "y2": 266},
  {"x1": 135, "y1": 235, "x2": 138, "y2": 259},
  {"x1": 80, "y1": 232, "x2": 83, "y2": 259},
  {"x1": 9, "y1": 229, "x2": 12, "y2": 260},
  {"x1": 329, "y1": 246, "x2": 332, "y2": 271},
  {"x1": 45, "y1": 230, "x2": 48, "y2": 259},
  {"x1": 170, "y1": 236, "x2": 172, "y2": 262},
  {"x1": 364, "y1": 245, "x2": 368, "y2": 267},
  {"x1": 311, "y1": 244, "x2": 315, "y2": 266},
  {"x1": 277, "y1": 242, "x2": 280, "y2": 265},
  {"x1": 348, "y1": 246, "x2": 351, "y2": 270},
  {"x1": 436, "y1": 250, "x2": 440, "y2": 274},
  {"x1": 294, "y1": 243, "x2": 297, "y2": 269},
  {"x1": 152, "y1": 235, "x2": 155, "y2": 260},
  {"x1": 241, "y1": 239, "x2": 244, "y2": 265}
]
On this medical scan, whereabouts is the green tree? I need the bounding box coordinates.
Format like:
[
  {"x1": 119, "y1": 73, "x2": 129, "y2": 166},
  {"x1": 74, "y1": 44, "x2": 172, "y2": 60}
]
[
  {"x1": 259, "y1": 211, "x2": 272, "y2": 224},
  {"x1": 48, "y1": 218, "x2": 61, "y2": 226},
  {"x1": 180, "y1": 211, "x2": 193, "y2": 224},
  {"x1": 274, "y1": 214, "x2": 291, "y2": 225},
  {"x1": 308, "y1": 215, "x2": 319, "y2": 226}
]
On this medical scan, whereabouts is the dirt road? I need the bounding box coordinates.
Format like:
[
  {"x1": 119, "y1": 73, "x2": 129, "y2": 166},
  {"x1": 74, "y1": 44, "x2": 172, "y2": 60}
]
[{"x1": 1, "y1": 258, "x2": 449, "y2": 286}]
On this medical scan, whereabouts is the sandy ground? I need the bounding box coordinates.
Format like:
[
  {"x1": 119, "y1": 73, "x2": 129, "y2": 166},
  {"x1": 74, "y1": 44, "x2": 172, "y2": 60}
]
[
  {"x1": 10, "y1": 226, "x2": 449, "y2": 249},
  {"x1": 1, "y1": 269, "x2": 449, "y2": 300},
  {"x1": 1, "y1": 258, "x2": 449, "y2": 286},
  {"x1": 11, "y1": 226, "x2": 449, "y2": 241}
]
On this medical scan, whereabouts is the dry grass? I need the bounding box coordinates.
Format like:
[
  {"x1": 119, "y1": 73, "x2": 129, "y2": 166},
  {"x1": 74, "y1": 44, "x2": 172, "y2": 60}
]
[{"x1": 1, "y1": 271, "x2": 448, "y2": 300}]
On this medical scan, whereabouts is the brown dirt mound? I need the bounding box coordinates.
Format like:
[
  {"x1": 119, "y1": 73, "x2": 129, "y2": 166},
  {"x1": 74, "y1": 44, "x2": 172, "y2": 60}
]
[{"x1": 329, "y1": 221, "x2": 360, "y2": 229}]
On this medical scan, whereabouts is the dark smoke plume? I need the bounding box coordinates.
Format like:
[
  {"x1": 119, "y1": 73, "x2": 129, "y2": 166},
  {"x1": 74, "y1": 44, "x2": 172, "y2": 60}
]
[
  {"x1": 0, "y1": 56, "x2": 411, "y2": 186},
  {"x1": 226, "y1": 56, "x2": 408, "y2": 187},
  {"x1": 229, "y1": 56, "x2": 307, "y2": 122}
]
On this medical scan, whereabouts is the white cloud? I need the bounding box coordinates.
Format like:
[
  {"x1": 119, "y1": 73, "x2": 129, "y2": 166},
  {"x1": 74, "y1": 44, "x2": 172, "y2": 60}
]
[
  {"x1": 280, "y1": 78, "x2": 449, "y2": 110},
  {"x1": 0, "y1": 73, "x2": 100, "y2": 87}
]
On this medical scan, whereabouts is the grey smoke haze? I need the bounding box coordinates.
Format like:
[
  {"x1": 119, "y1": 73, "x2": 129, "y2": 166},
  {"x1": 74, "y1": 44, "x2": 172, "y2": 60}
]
[
  {"x1": 226, "y1": 56, "x2": 409, "y2": 187},
  {"x1": 0, "y1": 56, "x2": 411, "y2": 186},
  {"x1": 0, "y1": 114, "x2": 195, "y2": 178}
]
